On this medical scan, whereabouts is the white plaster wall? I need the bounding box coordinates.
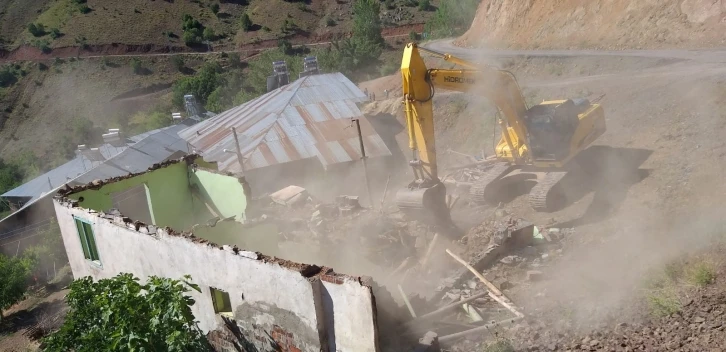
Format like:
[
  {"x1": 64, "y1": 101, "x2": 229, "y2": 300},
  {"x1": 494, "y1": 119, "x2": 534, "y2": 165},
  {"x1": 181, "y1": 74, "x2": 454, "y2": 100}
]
[
  {"x1": 54, "y1": 200, "x2": 380, "y2": 352},
  {"x1": 54, "y1": 202, "x2": 322, "y2": 346},
  {"x1": 322, "y1": 279, "x2": 379, "y2": 352}
]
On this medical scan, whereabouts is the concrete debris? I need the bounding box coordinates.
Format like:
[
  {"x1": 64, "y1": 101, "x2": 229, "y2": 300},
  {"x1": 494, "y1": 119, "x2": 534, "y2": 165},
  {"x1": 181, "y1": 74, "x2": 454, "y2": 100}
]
[
  {"x1": 270, "y1": 185, "x2": 309, "y2": 206},
  {"x1": 526, "y1": 270, "x2": 544, "y2": 282},
  {"x1": 413, "y1": 331, "x2": 441, "y2": 352}
]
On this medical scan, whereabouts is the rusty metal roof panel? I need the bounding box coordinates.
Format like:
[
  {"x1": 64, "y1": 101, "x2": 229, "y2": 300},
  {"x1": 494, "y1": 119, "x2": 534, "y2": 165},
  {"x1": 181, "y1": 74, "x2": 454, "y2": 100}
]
[{"x1": 179, "y1": 72, "x2": 389, "y2": 172}]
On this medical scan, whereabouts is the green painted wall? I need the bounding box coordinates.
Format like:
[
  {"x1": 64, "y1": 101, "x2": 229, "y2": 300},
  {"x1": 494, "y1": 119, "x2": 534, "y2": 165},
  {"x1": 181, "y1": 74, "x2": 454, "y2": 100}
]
[
  {"x1": 70, "y1": 163, "x2": 195, "y2": 229},
  {"x1": 189, "y1": 169, "x2": 247, "y2": 221}
]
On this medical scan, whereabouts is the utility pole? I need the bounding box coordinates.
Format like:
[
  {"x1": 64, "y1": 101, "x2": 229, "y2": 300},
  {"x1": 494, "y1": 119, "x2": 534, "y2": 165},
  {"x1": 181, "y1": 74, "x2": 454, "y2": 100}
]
[
  {"x1": 354, "y1": 118, "x2": 373, "y2": 207},
  {"x1": 231, "y1": 127, "x2": 245, "y2": 174}
]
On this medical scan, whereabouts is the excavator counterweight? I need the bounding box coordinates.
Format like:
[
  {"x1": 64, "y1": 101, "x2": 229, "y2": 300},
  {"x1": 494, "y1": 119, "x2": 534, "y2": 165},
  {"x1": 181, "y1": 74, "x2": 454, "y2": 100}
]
[{"x1": 395, "y1": 43, "x2": 606, "y2": 232}]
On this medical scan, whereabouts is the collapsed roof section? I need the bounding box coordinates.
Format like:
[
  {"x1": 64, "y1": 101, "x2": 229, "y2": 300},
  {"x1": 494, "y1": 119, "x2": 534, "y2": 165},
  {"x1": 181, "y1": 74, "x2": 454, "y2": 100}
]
[{"x1": 178, "y1": 72, "x2": 392, "y2": 174}]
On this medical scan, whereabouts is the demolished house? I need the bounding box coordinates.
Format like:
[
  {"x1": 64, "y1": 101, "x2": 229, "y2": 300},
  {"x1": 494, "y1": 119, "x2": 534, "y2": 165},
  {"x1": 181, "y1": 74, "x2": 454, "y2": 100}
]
[
  {"x1": 52, "y1": 155, "x2": 383, "y2": 351},
  {"x1": 178, "y1": 72, "x2": 402, "y2": 200}
]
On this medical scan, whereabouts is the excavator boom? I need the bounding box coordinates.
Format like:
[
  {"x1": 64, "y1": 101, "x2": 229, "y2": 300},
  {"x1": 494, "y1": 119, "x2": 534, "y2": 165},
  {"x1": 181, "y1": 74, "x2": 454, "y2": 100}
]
[{"x1": 396, "y1": 43, "x2": 606, "y2": 230}]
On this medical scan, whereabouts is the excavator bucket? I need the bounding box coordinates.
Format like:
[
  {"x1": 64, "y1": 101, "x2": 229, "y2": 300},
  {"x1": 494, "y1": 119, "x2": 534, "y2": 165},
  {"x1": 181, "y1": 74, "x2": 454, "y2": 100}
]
[{"x1": 395, "y1": 182, "x2": 460, "y2": 237}]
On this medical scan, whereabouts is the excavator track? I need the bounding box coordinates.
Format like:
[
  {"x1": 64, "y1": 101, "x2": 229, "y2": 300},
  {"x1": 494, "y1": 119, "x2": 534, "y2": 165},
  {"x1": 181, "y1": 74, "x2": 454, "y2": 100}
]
[
  {"x1": 469, "y1": 162, "x2": 514, "y2": 204},
  {"x1": 528, "y1": 171, "x2": 567, "y2": 212}
]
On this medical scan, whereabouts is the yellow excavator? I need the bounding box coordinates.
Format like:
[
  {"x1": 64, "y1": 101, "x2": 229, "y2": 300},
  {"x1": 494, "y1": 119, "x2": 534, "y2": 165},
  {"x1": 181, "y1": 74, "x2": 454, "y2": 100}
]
[{"x1": 395, "y1": 43, "x2": 606, "y2": 232}]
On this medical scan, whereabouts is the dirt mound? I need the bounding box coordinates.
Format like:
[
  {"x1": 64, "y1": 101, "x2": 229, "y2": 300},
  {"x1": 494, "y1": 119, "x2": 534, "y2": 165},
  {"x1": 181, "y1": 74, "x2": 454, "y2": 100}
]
[
  {"x1": 457, "y1": 0, "x2": 726, "y2": 49},
  {"x1": 509, "y1": 285, "x2": 726, "y2": 351}
]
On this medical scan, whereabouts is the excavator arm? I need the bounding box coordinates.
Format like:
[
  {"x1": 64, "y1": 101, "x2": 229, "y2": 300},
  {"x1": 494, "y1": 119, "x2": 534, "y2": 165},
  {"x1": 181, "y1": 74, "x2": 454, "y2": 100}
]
[{"x1": 397, "y1": 43, "x2": 534, "y2": 233}]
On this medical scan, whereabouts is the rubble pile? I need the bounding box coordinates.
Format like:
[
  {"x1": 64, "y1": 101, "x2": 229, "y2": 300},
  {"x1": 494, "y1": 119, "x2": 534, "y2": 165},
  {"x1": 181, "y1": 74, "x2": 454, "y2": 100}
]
[
  {"x1": 246, "y1": 186, "x2": 429, "y2": 270},
  {"x1": 500, "y1": 285, "x2": 726, "y2": 351}
]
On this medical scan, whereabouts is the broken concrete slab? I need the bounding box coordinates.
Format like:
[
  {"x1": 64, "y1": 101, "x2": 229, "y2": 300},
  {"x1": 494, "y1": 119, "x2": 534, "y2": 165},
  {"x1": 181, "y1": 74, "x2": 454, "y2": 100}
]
[
  {"x1": 413, "y1": 332, "x2": 441, "y2": 352},
  {"x1": 270, "y1": 185, "x2": 308, "y2": 206}
]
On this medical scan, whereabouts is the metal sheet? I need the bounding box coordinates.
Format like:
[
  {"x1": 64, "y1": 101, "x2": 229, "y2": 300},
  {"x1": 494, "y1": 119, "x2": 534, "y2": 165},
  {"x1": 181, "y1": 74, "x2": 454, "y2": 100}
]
[{"x1": 178, "y1": 72, "x2": 391, "y2": 173}]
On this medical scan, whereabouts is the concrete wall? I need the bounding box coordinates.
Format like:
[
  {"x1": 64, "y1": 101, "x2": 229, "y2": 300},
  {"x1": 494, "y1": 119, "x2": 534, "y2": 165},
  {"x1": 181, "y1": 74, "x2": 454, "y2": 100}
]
[
  {"x1": 189, "y1": 168, "x2": 247, "y2": 221},
  {"x1": 53, "y1": 199, "x2": 379, "y2": 352},
  {"x1": 70, "y1": 162, "x2": 195, "y2": 229}
]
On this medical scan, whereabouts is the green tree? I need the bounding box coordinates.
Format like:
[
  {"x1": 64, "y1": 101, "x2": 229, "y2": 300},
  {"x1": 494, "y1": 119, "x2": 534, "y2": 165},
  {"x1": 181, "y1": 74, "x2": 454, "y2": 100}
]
[
  {"x1": 183, "y1": 28, "x2": 201, "y2": 45},
  {"x1": 210, "y1": 3, "x2": 220, "y2": 15},
  {"x1": 172, "y1": 61, "x2": 221, "y2": 107},
  {"x1": 0, "y1": 253, "x2": 35, "y2": 321},
  {"x1": 203, "y1": 28, "x2": 215, "y2": 41},
  {"x1": 43, "y1": 273, "x2": 211, "y2": 351},
  {"x1": 240, "y1": 13, "x2": 253, "y2": 31},
  {"x1": 352, "y1": 0, "x2": 384, "y2": 47}
]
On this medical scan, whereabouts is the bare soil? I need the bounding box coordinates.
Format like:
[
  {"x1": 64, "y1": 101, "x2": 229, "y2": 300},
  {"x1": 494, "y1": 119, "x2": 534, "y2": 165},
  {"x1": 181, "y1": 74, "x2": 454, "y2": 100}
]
[{"x1": 457, "y1": 0, "x2": 726, "y2": 50}]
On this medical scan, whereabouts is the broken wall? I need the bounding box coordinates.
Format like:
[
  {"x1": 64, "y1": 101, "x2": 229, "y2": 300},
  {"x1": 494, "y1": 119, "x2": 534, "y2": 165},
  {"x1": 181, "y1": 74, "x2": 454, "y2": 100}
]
[
  {"x1": 189, "y1": 168, "x2": 247, "y2": 221},
  {"x1": 52, "y1": 199, "x2": 380, "y2": 352},
  {"x1": 69, "y1": 162, "x2": 197, "y2": 229}
]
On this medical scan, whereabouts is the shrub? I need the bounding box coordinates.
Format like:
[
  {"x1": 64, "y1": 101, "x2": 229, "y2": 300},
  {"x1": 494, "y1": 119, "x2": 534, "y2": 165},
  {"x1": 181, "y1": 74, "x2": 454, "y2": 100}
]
[
  {"x1": 32, "y1": 39, "x2": 52, "y2": 53},
  {"x1": 210, "y1": 3, "x2": 220, "y2": 15},
  {"x1": 42, "y1": 274, "x2": 211, "y2": 351},
  {"x1": 689, "y1": 261, "x2": 715, "y2": 286},
  {"x1": 278, "y1": 39, "x2": 293, "y2": 55},
  {"x1": 409, "y1": 31, "x2": 420, "y2": 41},
  {"x1": 385, "y1": 0, "x2": 395, "y2": 9},
  {"x1": 324, "y1": 15, "x2": 336, "y2": 27},
  {"x1": 49, "y1": 28, "x2": 61, "y2": 39},
  {"x1": 203, "y1": 28, "x2": 215, "y2": 41},
  {"x1": 418, "y1": 0, "x2": 431, "y2": 11},
  {"x1": 79, "y1": 4, "x2": 91, "y2": 14},
  {"x1": 130, "y1": 58, "x2": 142, "y2": 74},
  {"x1": 27, "y1": 23, "x2": 46, "y2": 37},
  {"x1": 171, "y1": 55, "x2": 185, "y2": 71},
  {"x1": 0, "y1": 253, "x2": 35, "y2": 320},
  {"x1": 240, "y1": 13, "x2": 253, "y2": 31}
]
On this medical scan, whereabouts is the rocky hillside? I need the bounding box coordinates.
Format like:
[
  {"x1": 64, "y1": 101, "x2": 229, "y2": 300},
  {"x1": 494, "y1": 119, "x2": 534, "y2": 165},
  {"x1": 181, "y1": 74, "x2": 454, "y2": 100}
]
[{"x1": 457, "y1": 0, "x2": 726, "y2": 49}]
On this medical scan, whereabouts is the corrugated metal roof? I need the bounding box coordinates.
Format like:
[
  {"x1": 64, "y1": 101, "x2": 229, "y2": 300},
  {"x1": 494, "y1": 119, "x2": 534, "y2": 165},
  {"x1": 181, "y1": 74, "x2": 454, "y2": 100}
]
[
  {"x1": 178, "y1": 72, "x2": 392, "y2": 174},
  {"x1": 1, "y1": 122, "x2": 195, "y2": 201}
]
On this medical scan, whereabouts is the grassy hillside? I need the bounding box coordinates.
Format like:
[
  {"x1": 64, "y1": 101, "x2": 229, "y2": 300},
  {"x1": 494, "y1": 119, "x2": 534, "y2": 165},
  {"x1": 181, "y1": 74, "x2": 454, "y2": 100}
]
[{"x1": 3, "y1": 0, "x2": 437, "y2": 52}]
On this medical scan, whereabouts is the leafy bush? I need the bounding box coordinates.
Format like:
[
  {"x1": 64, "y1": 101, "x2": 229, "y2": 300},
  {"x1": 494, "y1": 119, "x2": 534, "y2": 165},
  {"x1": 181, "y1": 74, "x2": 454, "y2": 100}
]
[
  {"x1": 182, "y1": 14, "x2": 204, "y2": 45},
  {"x1": 203, "y1": 28, "x2": 215, "y2": 41},
  {"x1": 171, "y1": 55, "x2": 185, "y2": 71},
  {"x1": 130, "y1": 58, "x2": 142, "y2": 74},
  {"x1": 240, "y1": 13, "x2": 253, "y2": 31},
  {"x1": 183, "y1": 29, "x2": 201, "y2": 45},
  {"x1": 210, "y1": 3, "x2": 220, "y2": 15},
  {"x1": 278, "y1": 39, "x2": 293, "y2": 55},
  {"x1": 409, "y1": 31, "x2": 420, "y2": 41},
  {"x1": 49, "y1": 28, "x2": 62, "y2": 39},
  {"x1": 31, "y1": 39, "x2": 51, "y2": 53},
  {"x1": 43, "y1": 273, "x2": 211, "y2": 351},
  {"x1": 172, "y1": 61, "x2": 222, "y2": 107},
  {"x1": 689, "y1": 261, "x2": 716, "y2": 286},
  {"x1": 418, "y1": 0, "x2": 431, "y2": 11},
  {"x1": 79, "y1": 4, "x2": 91, "y2": 14},
  {"x1": 324, "y1": 15, "x2": 336, "y2": 27},
  {"x1": 27, "y1": 23, "x2": 46, "y2": 37},
  {"x1": 0, "y1": 253, "x2": 35, "y2": 320}
]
